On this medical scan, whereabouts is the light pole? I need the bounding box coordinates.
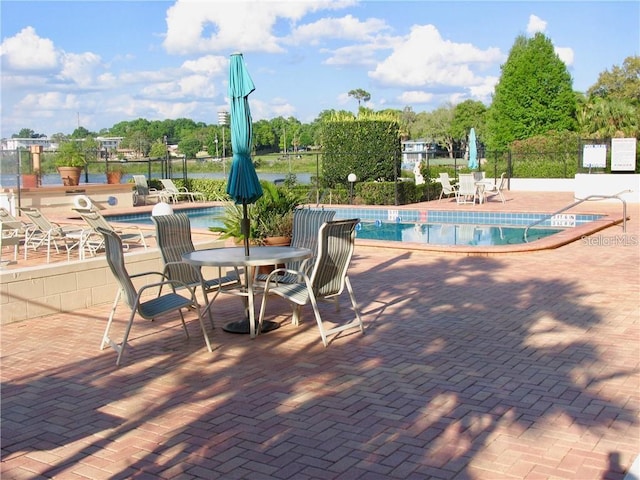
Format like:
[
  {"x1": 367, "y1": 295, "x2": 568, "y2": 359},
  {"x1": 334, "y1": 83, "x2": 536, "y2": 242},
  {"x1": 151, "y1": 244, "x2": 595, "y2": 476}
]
[
  {"x1": 214, "y1": 134, "x2": 219, "y2": 159},
  {"x1": 348, "y1": 173, "x2": 357, "y2": 205},
  {"x1": 218, "y1": 110, "x2": 228, "y2": 178}
]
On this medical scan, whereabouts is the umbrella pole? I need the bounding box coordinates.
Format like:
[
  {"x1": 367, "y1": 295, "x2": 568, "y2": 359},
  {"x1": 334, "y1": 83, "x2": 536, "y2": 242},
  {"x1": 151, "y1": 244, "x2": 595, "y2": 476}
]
[{"x1": 241, "y1": 202, "x2": 250, "y2": 256}]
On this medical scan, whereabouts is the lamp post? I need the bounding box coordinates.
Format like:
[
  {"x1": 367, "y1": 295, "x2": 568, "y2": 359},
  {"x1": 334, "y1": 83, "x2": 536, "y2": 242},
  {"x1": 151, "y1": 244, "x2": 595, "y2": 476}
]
[
  {"x1": 218, "y1": 110, "x2": 228, "y2": 178},
  {"x1": 214, "y1": 135, "x2": 219, "y2": 159},
  {"x1": 348, "y1": 173, "x2": 357, "y2": 205}
]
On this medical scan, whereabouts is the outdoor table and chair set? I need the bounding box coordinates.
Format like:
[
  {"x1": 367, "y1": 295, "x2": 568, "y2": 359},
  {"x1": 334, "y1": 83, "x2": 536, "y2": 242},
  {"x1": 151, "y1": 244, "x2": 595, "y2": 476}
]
[{"x1": 100, "y1": 208, "x2": 365, "y2": 366}]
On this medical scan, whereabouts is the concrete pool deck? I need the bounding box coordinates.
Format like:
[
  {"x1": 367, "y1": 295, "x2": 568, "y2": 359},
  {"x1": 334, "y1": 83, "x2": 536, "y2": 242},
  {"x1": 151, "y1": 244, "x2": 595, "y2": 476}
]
[{"x1": 1, "y1": 191, "x2": 639, "y2": 479}]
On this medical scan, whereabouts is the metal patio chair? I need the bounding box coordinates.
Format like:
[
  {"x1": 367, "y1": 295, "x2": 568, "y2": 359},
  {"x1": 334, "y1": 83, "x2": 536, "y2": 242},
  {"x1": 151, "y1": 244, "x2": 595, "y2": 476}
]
[
  {"x1": 258, "y1": 218, "x2": 364, "y2": 347},
  {"x1": 254, "y1": 207, "x2": 336, "y2": 285},
  {"x1": 152, "y1": 213, "x2": 242, "y2": 328},
  {"x1": 96, "y1": 226, "x2": 213, "y2": 366}
]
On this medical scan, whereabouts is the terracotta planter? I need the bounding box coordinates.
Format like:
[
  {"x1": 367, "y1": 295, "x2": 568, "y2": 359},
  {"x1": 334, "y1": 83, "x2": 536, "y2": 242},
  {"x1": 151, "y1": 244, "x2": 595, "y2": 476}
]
[
  {"x1": 57, "y1": 166, "x2": 82, "y2": 186},
  {"x1": 21, "y1": 174, "x2": 40, "y2": 188},
  {"x1": 258, "y1": 236, "x2": 291, "y2": 274},
  {"x1": 106, "y1": 171, "x2": 123, "y2": 184}
]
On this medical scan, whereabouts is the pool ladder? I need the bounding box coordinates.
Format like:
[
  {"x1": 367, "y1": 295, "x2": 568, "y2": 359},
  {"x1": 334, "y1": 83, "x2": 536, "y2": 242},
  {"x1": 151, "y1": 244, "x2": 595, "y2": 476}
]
[{"x1": 523, "y1": 190, "x2": 632, "y2": 242}]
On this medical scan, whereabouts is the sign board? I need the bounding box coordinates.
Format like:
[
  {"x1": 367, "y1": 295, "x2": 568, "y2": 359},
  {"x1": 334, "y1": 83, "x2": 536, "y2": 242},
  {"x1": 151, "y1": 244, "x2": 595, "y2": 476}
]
[
  {"x1": 611, "y1": 138, "x2": 637, "y2": 171},
  {"x1": 582, "y1": 144, "x2": 607, "y2": 169}
]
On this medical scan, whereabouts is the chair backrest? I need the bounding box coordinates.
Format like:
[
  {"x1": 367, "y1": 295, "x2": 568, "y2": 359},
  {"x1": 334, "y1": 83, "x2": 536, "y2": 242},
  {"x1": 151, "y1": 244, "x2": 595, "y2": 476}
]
[
  {"x1": 0, "y1": 208, "x2": 19, "y2": 223},
  {"x1": 132, "y1": 175, "x2": 150, "y2": 195},
  {"x1": 151, "y1": 213, "x2": 200, "y2": 285},
  {"x1": 439, "y1": 173, "x2": 455, "y2": 191},
  {"x1": 74, "y1": 208, "x2": 115, "y2": 233},
  {"x1": 289, "y1": 208, "x2": 336, "y2": 270},
  {"x1": 473, "y1": 172, "x2": 485, "y2": 182},
  {"x1": 159, "y1": 179, "x2": 179, "y2": 194},
  {"x1": 457, "y1": 174, "x2": 476, "y2": 195},
  {"x1": 20, "y1": 207, "x2": 59, "y2": 233},
  {"x1": 497, "y1": 172, "x2": 507, "y2": 190},
  {"x1": 309, "y1": 218, "x2": 359, "y2": 299},
  {"x1": 96, "y1": 226, "x2": 138, "y2": 310}
]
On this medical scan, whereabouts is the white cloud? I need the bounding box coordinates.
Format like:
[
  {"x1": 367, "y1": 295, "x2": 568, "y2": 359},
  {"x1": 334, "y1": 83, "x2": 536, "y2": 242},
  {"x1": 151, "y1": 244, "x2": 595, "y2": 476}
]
[
  {"x1": 289, "y1": 14, "x2": 389, "y2": 45},
  {"x1": 369, "y1": 25, "x2": 504, "y2": 89},
  {"x1": 0, "y1": 26, "x2": 59, "y2": 71},
  {"x1": 58, "y1": 52, "x2": 103, "y2": 88},
  {"x1": 527, "y1": 14, "x2": 547, "y2": 35},
  {"x1": 555, "y1": 46, "x2": 574, "y2": 66},
  {"x1": 398, "y1": 91, "x2": 434, "y2": 104}
]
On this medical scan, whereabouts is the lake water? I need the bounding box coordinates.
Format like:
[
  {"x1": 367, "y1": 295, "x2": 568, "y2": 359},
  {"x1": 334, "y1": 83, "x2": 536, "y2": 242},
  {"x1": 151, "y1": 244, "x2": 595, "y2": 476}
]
[{"x1": 0, "y1": 172, "x2": 313, "y2": 187}]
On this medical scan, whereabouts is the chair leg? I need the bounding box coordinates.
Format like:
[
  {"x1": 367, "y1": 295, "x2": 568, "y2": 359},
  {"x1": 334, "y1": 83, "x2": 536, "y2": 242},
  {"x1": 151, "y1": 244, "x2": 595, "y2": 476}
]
[
  {"x1": 307, "y1": 291, "x2": 328, "y2": 347},
  {"x1": 102, "y1": 290, "x2": 122, "y2": 350},
  {"x1": 194, "y1": 305, "x2": 213, "y2": 352},
  {"x1": 116, "y1": 310, "x2": 138, "y2": 366},
  {"x1": 345, "y1": 277, "x2": 365, "y2": 334}
]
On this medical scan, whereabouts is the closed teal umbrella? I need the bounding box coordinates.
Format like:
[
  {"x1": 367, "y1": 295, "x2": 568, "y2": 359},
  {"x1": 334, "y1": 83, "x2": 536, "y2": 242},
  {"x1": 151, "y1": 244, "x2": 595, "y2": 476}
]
[
  {"x1": 468, "y1": 127, "x2": 478, "y2": 170},
  {"x1": 226, "y1": 53, "x2": 263, "y2": 255}
]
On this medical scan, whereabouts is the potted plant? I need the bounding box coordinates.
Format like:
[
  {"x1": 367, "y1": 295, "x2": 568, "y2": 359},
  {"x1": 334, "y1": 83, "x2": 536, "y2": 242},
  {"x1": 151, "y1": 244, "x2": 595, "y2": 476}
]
[
  {"x1": 106, "y1": 164, "x2": 124, "y2": 184},
  {"x1": 210, "y1": 181, "x2": 303, "y2": 246},
  {"x1": 54, "y1": 141, "x2": 86, "y2": 186}
]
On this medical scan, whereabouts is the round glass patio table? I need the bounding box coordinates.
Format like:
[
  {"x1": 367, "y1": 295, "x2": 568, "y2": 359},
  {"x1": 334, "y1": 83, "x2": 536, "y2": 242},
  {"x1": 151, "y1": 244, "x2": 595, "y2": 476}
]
[{"x1": 182, "y1": 246, "x2": 312, "y2": 337}]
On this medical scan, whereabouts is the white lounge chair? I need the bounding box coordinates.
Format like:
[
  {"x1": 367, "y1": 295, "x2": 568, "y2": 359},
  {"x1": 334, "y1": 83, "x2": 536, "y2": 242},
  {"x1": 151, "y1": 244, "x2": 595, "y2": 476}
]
[
  {"x1": 20, "y1": 207, "x2": 84, "y2": 263},
  {"x1": 159, "y1": 179, "x2": 205, "y2": 203},
  {"x1": 132, "y1": 175, "x2": 169, "y2": 205}
]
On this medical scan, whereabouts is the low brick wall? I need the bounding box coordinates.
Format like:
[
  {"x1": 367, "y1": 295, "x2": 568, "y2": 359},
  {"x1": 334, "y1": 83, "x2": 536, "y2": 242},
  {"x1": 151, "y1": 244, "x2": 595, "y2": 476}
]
[{"x1": 0, "y1": 239, "x2": 226, "y2": 325}]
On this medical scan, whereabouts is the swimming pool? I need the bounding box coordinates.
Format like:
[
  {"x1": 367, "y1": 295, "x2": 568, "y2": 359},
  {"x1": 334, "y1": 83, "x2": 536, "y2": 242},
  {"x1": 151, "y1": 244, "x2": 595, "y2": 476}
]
[{"x1": 108, "y1": 207, "x2": 602, "y2": 247}]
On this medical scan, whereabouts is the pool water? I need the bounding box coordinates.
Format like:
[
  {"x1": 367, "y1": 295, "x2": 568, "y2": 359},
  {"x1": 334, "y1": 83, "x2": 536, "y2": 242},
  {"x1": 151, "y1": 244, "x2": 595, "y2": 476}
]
[
  {"x1": 355, "y1": 221, "x2": 561, "y2": 246},
  {"x1": 109, "y1": 206, "x2": 570, "y2": 247}
]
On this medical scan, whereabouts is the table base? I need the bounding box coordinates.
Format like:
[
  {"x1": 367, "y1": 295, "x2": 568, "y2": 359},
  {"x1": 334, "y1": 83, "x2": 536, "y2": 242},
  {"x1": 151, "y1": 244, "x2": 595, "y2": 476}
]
[{"x1": 222, "y1": 319, "x2": 280, "y2": 334}]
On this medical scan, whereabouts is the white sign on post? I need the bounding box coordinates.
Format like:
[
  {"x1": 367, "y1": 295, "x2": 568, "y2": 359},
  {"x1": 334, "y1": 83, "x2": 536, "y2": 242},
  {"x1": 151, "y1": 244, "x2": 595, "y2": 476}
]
[
  {"x1": 582, "y1": 144, "x2": 607, "y2": 169},
  {"x1": 611, "y1": 138, "x2": 637, "y2": 171}
]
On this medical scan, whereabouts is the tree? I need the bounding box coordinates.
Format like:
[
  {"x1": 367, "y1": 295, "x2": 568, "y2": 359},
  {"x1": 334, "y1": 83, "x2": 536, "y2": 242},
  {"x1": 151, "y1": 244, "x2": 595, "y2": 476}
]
[
  {"x1": 485, "y1": 33, "x2": 577, "y2": 151},
  {"x1": 13, "y1": 128, "x2": 44, "y2": 138},
  {"x1": 348, "y1": 88, "x2": 371, "y2": 108},
  {"x1": 451, "y1": 100, "x2": 488, "y2": 154},
  {"x1": 587, "y1": 55, "x2": 640, "y2": 105},
  {"x1": 177, "y1": 137, "x2": 201, "y2": 159}
]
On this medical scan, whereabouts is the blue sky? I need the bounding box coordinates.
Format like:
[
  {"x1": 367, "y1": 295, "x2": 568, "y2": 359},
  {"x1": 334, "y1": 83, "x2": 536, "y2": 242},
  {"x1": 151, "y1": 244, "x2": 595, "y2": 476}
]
[{"x1": 1, "y1": 0, "x2": 638, "y2": 138}]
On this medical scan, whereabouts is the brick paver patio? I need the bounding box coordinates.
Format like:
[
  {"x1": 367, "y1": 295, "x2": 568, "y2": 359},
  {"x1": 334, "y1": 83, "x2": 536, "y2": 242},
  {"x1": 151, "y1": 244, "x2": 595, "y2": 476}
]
[{"x1": 2, "y1": 192, "x2": 638, "y2": 479}]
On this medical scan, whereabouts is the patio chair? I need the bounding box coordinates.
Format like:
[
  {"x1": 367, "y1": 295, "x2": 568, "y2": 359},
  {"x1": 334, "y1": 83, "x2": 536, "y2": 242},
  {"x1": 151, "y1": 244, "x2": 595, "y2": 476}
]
[
  {"x1": 1, "y1": 219, "x2": 24, "y2": 264},
  {"x1": 258, "y1": 218, "x2": 364, "y2": 347},
  {"x1": 438, "y1": 173, "x2": 458, "y2": 202},
  {"x1": 483, "y1": 172, "x2": 507, "y2": 204},
  {"x1": 0, "y1": 207, "x2": 31, "y2": 233},
  {"x1": 132, "y1": 175, "x2": 169, "y2": 205},
  {"x1": 96, "y1": 226, "x2": 212, "y2": 366},
  {"x1": 20, "y1": 207, "x2": 84, "y2": 263},
  {"x1": 151, "y1": 213, "x2": 242, "y2": 328},
  {"x1": 159, "y1": 179, "x2": 206, "y2": 203},
  {"x1": 73, "y1": 207, "x2": 152, "y2": 258},
  {"x1": 254, "y1": 207, "x2": 336, "y2": 285},
  {"x1": 456, "y1": 173, "x2": 479, "y2": 204}
]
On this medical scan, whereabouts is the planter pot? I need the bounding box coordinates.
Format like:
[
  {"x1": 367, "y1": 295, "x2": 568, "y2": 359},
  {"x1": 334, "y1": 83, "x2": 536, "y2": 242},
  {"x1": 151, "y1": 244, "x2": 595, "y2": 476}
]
[
  {"x1": 21, "y1": 174, "x2": 40, "y2": 188},
  {"x1": 106, "y1": 171, "x2": 123, "y2": 184},
  {"x1": 57, "y1": 166, "x2": 82, "y2": 186},
  {"x1": 258, "y1": 236, "x2": 291, "y2": 274}
]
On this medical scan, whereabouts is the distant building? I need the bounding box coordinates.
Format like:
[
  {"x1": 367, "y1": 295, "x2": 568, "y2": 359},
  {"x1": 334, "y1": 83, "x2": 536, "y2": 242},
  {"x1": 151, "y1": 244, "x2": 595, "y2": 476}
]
[
  {"x1": 1, "y1": 138, "x2": 55, "y2": 151},
  {"x1": 1, "y1": 136, "x2": 123, "y2": 152}
]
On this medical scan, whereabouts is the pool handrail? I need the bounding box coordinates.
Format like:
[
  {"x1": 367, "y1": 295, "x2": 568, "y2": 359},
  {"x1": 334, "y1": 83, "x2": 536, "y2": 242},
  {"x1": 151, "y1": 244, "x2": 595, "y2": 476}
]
[{"x1": 523, "y1": 190, "x2": 631, "y2": 242}]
